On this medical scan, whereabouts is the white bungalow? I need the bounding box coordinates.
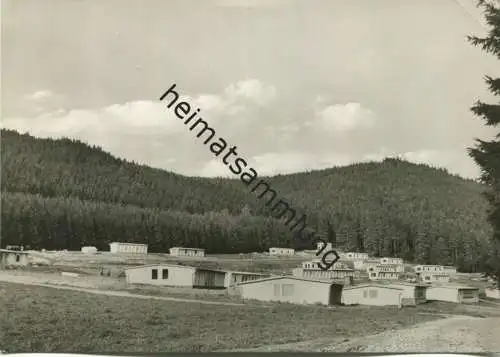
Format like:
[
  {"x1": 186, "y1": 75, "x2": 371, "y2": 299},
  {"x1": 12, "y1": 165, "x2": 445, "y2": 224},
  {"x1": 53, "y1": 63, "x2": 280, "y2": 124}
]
[
  {"x1": 124, "y1": 264, "x2": 225, "y2": 289},
  {"x1": 380, "y1": 257, "x2": 404, "y2": 265},
  {"x1": 0, "y1": 249, "x2": 29, "y2": 269},
  {"x1": 300, "y1": 260, "x2": 350, "y2": 270},
  {"x1": 342, "y1": 252, "x2": 369, "y2": 260},
  {"x1": 169, "y1": 247, "x2": 205, "y2": 257},
  {"x1": 386, "y1": 282, "x2": 428, "y2": 306},
  {"x1": 292, "y1": 266, "x2": 357, "y2": 281},
  {"x1": 342, "y1": 283, "x2": 403, "y2": 307},
  {"x1": 420, "y1": 272, "x2": 451, "y2": 283},
  {"x1": 366, "y1": 263, "x2": 400, "y2": 280},
  {"x1": 269, "y1": 247, "x2": 295, "y2": 256},
  {"x1": 426, "y1": 284, "x2": 479, "y2": 304},
  {"x1": 109, "y1": 242, "x2": 148, "y2": 254},
  {"x1": 81, "y1": 246, "x2": 98, "y2": 254},
  {"x1": 442, "y1": 266, "x2": 457, "y2": 275},
  {"x1": 414, "y1": 264, "x2": 456, "y2": 273},
  {"x1": 237, "y1": 276, "x2": 343, "y2": 306}
]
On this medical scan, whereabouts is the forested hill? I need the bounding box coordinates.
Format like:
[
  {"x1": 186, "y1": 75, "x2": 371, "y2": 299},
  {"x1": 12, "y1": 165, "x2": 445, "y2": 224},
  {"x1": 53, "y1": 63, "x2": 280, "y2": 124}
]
[{"x1": 0, "y1": 129, "x2": 494, "y2": 272}]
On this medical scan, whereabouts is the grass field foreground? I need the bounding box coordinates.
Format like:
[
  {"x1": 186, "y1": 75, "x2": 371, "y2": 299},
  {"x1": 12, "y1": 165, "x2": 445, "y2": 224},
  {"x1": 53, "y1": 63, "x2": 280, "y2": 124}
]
[{"x1": 0, "y1": 282, "x2": 450, "y2": 353}]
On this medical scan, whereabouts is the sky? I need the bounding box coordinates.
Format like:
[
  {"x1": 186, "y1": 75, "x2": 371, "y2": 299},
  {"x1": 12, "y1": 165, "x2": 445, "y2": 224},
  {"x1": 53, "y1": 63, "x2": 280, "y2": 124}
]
[{"x1": 2, "y1": 0, "x2": 499, "y2": 179}]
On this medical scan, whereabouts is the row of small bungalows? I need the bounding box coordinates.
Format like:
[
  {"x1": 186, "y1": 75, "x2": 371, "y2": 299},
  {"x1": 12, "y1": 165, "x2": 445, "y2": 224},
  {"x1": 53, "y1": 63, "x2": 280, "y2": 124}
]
[
  {"x1": 293, "y1": 258, "x2": 404, "y2": 282},
  {"x1": 98, "y1": 242, "x2": 296, "y2": 257},
  {"x1": 363, "y1": 263, "x2": 457, "y2": 283},
  {"x1": 84, "y1": 242, "x2": 206, "y2": 258},
  {"x1": 235, "y1": 276, "x2": 480, "y2": 306},
  {"x1": 342, "y1": 282, "x2": 479, "y2": 305},
  {"x1": 293, "y1": 260, "x2": 358, "y2": 281},
  {"x1": 414, "y1": 264, "x2": 456, "y2": 283}
]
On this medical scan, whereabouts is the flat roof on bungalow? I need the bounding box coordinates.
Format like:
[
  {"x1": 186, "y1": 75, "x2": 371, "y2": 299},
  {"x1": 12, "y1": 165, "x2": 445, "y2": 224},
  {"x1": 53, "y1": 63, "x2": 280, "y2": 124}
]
[
  {"x1": 110, "y1": 242, "x2": 147, "y2": 246},
  {"x1": 226, "y1": 270, "x2": 269, "y2": 275},
  {"x1": 429, "y1": 284, "x2": 479, "y2": 290},
  {"x1": 301, "y1": 267, "x2": 354, "y2": 271},
  {"x1": 0, "y1": 249, "x2": 29, "y2": 254},
  {"x1": 237, "y1": 275, "x2": 343, "y2": 286},
  {"x1": 342, "y1": 283, "x2": 405, "y2": 291},
  {"x1": 385, "y1": 282, "x2": 429, "y2": 288},
  {"x1": 170, "y1": 247, "x2": 204, "y2": 250},
  {"x1": 124, "y1": 263, "x2": 226, "y2": 273}
]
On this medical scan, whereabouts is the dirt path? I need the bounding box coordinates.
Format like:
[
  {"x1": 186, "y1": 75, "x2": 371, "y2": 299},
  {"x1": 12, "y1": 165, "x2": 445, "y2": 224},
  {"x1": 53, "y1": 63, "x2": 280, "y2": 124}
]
[
  {"x1": 230, "y1": 315, "x2": 500, "y2": 352},
  {"x1": 320, "y1": 315, "x2": 500, "y2": 352},
  {"x1": 0, "y1": 273, "x2": 246, "y2": 307}
]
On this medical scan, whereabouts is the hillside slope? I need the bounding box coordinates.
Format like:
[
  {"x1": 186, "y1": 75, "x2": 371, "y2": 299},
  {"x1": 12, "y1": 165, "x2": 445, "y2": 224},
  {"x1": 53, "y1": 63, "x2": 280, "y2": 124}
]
[{"x1": 0, "y1": 129, "x2": 493, "y2": 271}]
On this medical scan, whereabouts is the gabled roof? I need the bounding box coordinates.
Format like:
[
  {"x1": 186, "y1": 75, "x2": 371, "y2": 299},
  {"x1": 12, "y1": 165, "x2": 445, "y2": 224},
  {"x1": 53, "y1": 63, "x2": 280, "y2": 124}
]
[{"x1": 237, "y1": 275, "x2": 341, "y2": 286}]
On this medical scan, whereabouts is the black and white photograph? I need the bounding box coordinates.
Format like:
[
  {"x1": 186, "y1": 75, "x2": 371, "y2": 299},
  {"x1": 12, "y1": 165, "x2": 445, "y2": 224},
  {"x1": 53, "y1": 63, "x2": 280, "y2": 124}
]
[{"x1": 1, "y1": 0, "x2": 500, "y2": 353}]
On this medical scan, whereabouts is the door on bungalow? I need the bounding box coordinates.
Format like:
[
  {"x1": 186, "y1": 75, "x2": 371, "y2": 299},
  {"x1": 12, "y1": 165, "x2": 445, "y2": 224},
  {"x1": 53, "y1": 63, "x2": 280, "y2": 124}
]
[
  {"x1": 204, "y1": 271, "x2": 216, "y2": 287},
  {"x1": 329, "y1": 285, "x2": 341, "y2": 305}
]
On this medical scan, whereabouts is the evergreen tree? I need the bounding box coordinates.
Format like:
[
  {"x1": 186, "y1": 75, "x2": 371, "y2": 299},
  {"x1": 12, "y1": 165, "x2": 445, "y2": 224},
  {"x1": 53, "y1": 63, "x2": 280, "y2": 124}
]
[{"x1": 467, "y1": 0, "x2": 500, "y2": 286}]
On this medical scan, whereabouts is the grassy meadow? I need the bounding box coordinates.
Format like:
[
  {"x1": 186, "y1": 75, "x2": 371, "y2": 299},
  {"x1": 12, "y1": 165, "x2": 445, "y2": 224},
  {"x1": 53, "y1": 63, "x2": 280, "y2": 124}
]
[{"x1": 2, "y1": 282, "x2": 499, "y2": 353}]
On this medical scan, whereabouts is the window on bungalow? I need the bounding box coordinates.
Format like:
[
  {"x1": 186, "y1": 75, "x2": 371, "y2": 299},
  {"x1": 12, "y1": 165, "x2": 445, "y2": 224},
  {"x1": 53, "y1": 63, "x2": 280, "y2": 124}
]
[
  {"x1": 162, "y1": 269, "x2": 169, "y2": 279},
  {"x1": 273, "y1": 284, "x2": 281, "y2": 297},
  {"x1": 151, "y1": 269, "x2": 158, "y2": 280},
  {"x1": 15, "y1": 254, "x2": 20, "y2": 262},
  {"x1": 282, "y1": 284, "x2": 294, "y2": 296},
  {"x1": 461, "y1": 290, "x2": 476, "y2": 299}
]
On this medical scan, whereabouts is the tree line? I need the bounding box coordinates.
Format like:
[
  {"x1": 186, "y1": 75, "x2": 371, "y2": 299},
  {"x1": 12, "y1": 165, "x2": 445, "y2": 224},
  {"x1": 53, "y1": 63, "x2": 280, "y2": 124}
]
[{"x1": 0, "y1": 128, "x2": 496, "y2": 272}]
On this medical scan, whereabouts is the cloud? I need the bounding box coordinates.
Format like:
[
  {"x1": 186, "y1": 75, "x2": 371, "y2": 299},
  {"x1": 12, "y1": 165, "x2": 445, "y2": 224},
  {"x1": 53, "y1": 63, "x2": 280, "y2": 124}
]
[
  {"x1": 198, "y1": 152, "x2": 354, "y2": 178},
  {"x1": 399, "y1": 149, "x2": 480, "y2": 178},
  {"x1": 3, "y1": 100, "x2": 188, "y2": 139},
  {"x1": 196, "y1": 147, "x2": 480, "y2": 180},
  {"x1": 3, "y1": 79, "x2": 480, "y2": 180},
  {"x1": 360, "y1": 147, "x2": 480, "y2": 179},
  {"x1": 224, "y1": 79, "x2": 277, "y2": 106},
  {"x1": 311, "y1": 102, "x2": 375, "y2": 133},
  {"x1": 199, "y1": 159, "x2": 231, "y2": 178},
  {"x1": 2, "y1": 79, "x2": 279, "y2": 174},
  {"x1": 252, "y1": 152, "x2": 353, "y2": 175},
  {"x1": 24, "y1": 90, "x2": 54, "y2": 102}
]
